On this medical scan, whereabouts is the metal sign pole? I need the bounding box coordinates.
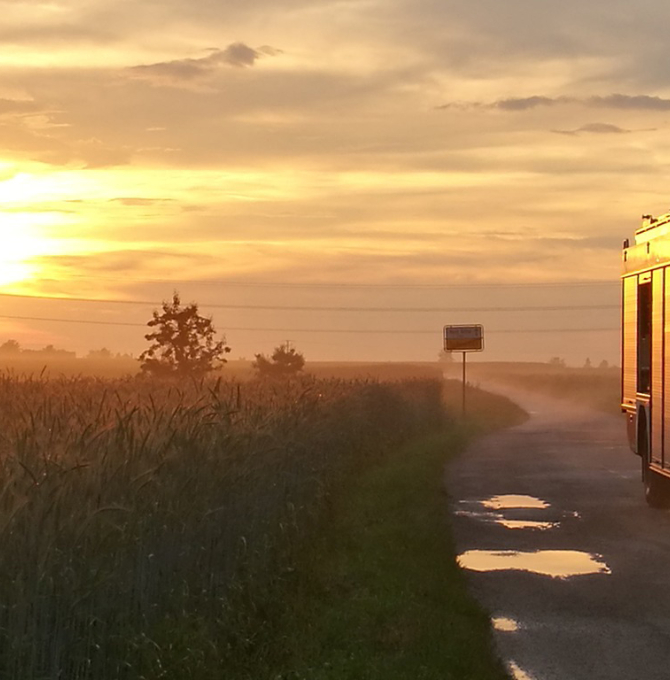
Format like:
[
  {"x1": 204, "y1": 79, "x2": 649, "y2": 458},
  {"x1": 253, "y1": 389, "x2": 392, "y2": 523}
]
[
  {"x1": 443, "y1": 325, "x2": 484, "y2": 420},
  {"x1": 462, "y1": 351, "x2": 466, "y2": 416}
]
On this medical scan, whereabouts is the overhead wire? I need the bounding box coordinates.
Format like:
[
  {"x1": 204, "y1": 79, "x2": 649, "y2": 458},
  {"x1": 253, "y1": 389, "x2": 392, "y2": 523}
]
[
  {"x1": 0, "y1": 292, "x2": 619, "y2": 313},
  {"x1": 0, "y1": 282, "x2": 620, "y2": 340},
  {"x1": 19, "y1": 277, "x2": 619, "y2": 289},
  {"x1": 0, "y1": 313, "x2": 618, "y2": 335}
]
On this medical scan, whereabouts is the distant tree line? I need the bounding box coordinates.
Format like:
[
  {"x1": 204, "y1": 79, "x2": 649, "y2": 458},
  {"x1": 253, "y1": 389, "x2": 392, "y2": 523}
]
[
  {"x1": 0, "y1": 340, "x2": 76, "y2": 358},
  {"x1": 1, "y1": 293, "x2": 308, "y2": 380},
  {"x1": 0, "y1": 340, "x2": 134, "y2": 361},
  {"x1": 0, "y1": 292, "x2": 308, "y2": 380},
  {"x1": 549, "y1": 356, "x2": 613, "y2": 370}
]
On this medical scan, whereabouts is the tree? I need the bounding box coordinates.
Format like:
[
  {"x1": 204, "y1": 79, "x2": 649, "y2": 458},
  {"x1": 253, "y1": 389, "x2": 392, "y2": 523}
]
[
  {"x1": 87, "y1": 348, "x2": 113, "y2": 360},
  {"x1": 252, "y1": 342, "x2": 305, "y2": 379},
  {"x1": 139, "y1": 292, "x2": 231, "y2": 377},
  {"x1": 0, "y1": 339, "x2": 20, "y2": 354}
]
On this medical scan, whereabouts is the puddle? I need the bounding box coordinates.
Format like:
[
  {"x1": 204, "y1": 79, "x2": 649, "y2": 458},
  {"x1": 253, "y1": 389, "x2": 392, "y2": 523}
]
[
  {"x1": 455, "y1": 504, "x2": 558, "y2": 530},
  {"x1": 494, "y1": 519, "x2": 558, "y2": 530},
  {"x1": 454, "y1": 508, "x2": 492, "y2": 520},
  {"x1": 457, "y1": 494, "x2": 584, "y2": 533},
  {"x1": 492, "y1": 616, "x2": 519, "y2": 632},
  {"x1": 482, "y1": 494, "x2": 550, "y2": 510},
  {"x1": 458, "y1": 549, "x2": 611, "y2": 578},
  {"x1": 508, "y1": 660, "x2": 536, "y2": 680}
]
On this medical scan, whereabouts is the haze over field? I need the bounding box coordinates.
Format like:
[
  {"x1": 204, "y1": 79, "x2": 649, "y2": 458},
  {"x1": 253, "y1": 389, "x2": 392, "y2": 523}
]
[{"x1": 1, "y1": 0, "x2": 666, "y2": 364}]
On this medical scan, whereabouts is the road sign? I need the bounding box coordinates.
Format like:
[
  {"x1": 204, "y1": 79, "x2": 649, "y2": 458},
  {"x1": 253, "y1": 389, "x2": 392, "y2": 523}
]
[{"x1": 443, "y1": 324, "x2": 484, "y2": 352}]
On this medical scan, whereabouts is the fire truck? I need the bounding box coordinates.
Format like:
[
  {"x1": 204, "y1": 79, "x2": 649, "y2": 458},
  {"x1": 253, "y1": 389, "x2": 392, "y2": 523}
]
[{"x1": 622, "y1": 211, "x2": 670, "y2": 506}]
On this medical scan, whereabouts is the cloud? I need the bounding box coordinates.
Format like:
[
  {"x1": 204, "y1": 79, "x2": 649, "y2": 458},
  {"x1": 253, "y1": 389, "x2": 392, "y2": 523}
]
[
  {"x1": 109, "y1": 197, "x2": 174, "y2": 206},
  {"x1": 220, "y1": 43, "x2": 281, "y2": 66},
  {"x1": 438, "y1": 94, "x2": 670, "y2": 112},
  {"x1": 33, "y1": 248, "x2": 222, "y2": 282},
  {"x1": 129, "y1": 42, "x2": 281, "y2": 85},
  {"x1": 552, "y1": 122, "x2": 634, "y2": 136},
  {"x1": 589, "y1": 94, "x2": 670, "y2": 110},
  {"x1": 386, "y1": 0, "x2": 670, "y2": 91},
  {"x1": 0, "y1": 98, "x2": 39, "y2": 115},
  {"x1": 33, "y1": 137, "x2": 133, "y2": 168},
  {"x1": 494, "y1": 96, "x2": 558, "y2": 112},
  {"x1": 0, "y1": 58, "x2": 410, "y2": 169}
]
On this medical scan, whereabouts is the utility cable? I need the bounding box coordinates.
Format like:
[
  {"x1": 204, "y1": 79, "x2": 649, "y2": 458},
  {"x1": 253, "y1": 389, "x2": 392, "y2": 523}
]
[
  {"x1": 0, "y1": 292, "x2": 619, "y2": 313},
  {"x1": 0, "y1": 313, "x2": 618, "y2": 335}
]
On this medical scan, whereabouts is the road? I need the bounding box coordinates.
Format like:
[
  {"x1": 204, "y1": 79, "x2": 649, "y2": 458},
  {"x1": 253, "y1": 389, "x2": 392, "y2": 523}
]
[{"x1": 446, "y1": 385, "x2": 670, "y2": 680}]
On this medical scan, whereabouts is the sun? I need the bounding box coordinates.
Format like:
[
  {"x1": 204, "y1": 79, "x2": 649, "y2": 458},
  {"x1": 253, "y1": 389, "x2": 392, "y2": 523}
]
[
  {"x1": 0, "y1": 261, "x2": 33, "y2": 287},
  {"x1": 0, "y1": 219, "x2": 60, "y2": 288},
  {"x1": 0, "y1": 167, "x2": 93, "y2": 289}
]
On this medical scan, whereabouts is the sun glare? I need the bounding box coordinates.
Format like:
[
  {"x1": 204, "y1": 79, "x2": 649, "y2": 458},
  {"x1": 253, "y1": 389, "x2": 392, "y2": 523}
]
[
  {"x1": 0, "y1": 219, "x2": 64, "y2": 288},
  {"x1": 0, "y1": 167, "x2": 96, "y2": 289}
]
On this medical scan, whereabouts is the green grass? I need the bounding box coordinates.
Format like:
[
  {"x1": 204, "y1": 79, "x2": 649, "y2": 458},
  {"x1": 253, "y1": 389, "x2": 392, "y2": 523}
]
[{"x1": 243, "y1": 386, "x2": 526, "y2": 680}]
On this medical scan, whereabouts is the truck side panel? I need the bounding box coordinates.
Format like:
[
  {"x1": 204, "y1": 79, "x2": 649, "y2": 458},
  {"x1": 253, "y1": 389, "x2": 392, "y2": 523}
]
[
  {"x1": 653, "y1": 268, "x2": 664, "y2": 466},
  {"x1": 665, "y1": 271, "x2": 670, "y2": 469},
  {"x1": 622, "y1": 275, "x2": 638, "y2": 409}
]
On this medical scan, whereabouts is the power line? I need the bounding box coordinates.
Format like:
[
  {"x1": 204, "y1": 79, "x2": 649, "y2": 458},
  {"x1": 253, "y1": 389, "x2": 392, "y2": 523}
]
[
  {"x1": 0, "y1": 314, "x2": 145, "y2": 328},
  {"x1": 0, "y1": 292, "x2": 619, "y2": 313},
  {"x1": 39, "y1": 277, "x2": 619, "y2": 290},
  {"x1": 165, "y1": 279, "x2": 619, "y2": 290},
  {"x1": 225, "y1": 326, "x2": 620, "y2": 335},
  {"x1": 0, "y1": 293, "x2": 155, "y2": 307},
  {"x1": 191, "y1": 303, "x2": 620, "y2": 313},
  {"x1": 486, "y1": 327, "x2": 618, "y2": 335},
  {"x1": 0, "y1": 313, "x2": 618, "y2": 335},
  {"x1": 192, "y1": 303, "x2": 621, "y2": 313}
]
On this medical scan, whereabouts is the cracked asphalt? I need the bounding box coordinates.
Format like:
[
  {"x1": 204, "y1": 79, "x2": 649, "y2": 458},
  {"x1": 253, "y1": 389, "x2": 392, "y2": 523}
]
[{"x1": 446, "y1": 385, "x2": 670, "y2": 680}]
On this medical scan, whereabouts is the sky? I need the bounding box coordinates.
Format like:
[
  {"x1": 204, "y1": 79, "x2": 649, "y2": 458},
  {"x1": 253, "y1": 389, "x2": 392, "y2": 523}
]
[{"x1": 1, "y1": 0, "x2": 668, "y2": 365}]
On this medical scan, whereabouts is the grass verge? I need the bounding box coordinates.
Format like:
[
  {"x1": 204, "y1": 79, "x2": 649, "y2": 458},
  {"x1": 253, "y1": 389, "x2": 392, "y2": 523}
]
[{"x1": 244, "y1": 387, "x2": 526, "y2": 680}]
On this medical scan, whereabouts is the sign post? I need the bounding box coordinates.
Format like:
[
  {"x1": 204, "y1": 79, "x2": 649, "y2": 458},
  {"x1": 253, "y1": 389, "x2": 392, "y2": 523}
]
[{"x1": 443, "y1": 324, "x2": 484, "y2": 416}]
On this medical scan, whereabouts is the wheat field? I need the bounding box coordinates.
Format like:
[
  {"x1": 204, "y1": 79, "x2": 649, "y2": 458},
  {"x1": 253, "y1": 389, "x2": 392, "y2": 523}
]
[{"x1": 0, "y1": 372, "x2": 446, "y2": 679}]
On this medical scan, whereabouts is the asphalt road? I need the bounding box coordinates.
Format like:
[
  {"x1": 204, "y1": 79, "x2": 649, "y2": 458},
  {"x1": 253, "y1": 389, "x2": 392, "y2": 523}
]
[{"x1": 446, "y1": 385, "x2": 670, "y2": 680}]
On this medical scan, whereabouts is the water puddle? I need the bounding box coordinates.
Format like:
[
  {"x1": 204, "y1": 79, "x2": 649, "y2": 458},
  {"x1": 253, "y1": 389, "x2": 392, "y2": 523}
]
[
  {"x1": 458, "y1": 549, "x2": 611, "y2": 578},
  {"x1": 456, "y1": 499, "x2": 559, "y2": 530},
  {"x1": 482, "y1": 494, "x2": 549, "y2": 510},
  {"x1": 454, "y1": 508, "x2": 491, "y2": 520},
  {"x1": 494, "y1": 519, "x2": 558, "y2": 530},
  {"x1": 508, "y1": 660, "x2": 536, "y2": 680},
  {"x1": 492, "y1": 616, "x2": 519, "y2": 632},
  {"x1": 455, "y1": 510, "x2": 557, "y2": 530}
]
